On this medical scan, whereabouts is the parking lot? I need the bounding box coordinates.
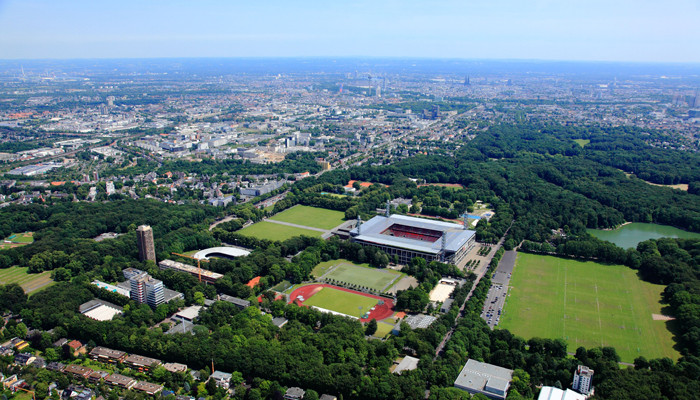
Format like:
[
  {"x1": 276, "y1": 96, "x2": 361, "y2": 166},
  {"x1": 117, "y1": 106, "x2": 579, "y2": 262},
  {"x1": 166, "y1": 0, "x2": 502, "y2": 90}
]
[{"x1": 481, "y1": 250, "x2": 516, "y2": 329}]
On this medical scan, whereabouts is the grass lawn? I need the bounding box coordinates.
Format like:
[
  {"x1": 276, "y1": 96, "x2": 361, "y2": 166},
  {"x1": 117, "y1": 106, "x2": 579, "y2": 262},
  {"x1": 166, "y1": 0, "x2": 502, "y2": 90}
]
[
  {"x1": 269, "y1": 205, "x2": 345, "y2": 230},
  {"x1": 0, "y1": 266, "x2": 54, "y2": 294},
  {"x1": 373, "y1": 320, "x2": 396, "y2": 338},
  {"x1": 318, "y1": 260, "x2": 403, "y2": 292},
  {"x1": 573, "y1": 139, "x2": 590, "y2": 147},
  {"x1": 271, "y1": 280, "x2": 292, "y2": 292},
  {"x1": 304, "y1": 287, "x2": 378, "y2": 318},
  {"x1": 499, "y1": 253, "x2": 679, "y2": 363},
  {"x1": 238, "y1": 221, "x2": 323, "y2": 241}
]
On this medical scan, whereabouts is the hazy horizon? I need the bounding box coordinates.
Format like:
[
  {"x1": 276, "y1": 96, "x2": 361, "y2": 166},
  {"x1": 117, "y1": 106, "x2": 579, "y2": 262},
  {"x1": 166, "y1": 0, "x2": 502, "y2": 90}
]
[{"x1": 1, "y1": 0, "x2": 699, "y2": 63}]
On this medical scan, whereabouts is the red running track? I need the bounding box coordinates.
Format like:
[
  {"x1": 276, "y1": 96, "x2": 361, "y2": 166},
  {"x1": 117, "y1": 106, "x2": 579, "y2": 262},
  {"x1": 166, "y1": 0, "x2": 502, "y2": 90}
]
[{"x1": 289, "y1": 283, "x2": 395, "y2": 322}]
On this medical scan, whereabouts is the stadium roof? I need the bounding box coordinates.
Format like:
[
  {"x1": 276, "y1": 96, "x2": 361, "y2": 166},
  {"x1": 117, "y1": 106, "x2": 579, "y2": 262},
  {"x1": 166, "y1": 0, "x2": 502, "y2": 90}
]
[
  {"x1": 193, "y1": 246, "x2": 250, "y2": 260},
  {"x1": 350, "y1": 215, "x2": 474, "y2": 254}
]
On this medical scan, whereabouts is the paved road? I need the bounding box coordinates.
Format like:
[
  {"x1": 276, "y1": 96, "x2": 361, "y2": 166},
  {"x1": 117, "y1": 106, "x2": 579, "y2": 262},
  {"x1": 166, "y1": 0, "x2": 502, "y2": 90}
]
[{"x1": 433, "y1": 225, "x2": 512, "y2": 360}]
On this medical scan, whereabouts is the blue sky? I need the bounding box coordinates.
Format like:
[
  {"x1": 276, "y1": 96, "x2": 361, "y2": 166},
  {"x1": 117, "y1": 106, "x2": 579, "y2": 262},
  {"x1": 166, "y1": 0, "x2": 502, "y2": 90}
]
[{"x1": 0, "y1": 0, "x2": 699, "y2": 62}]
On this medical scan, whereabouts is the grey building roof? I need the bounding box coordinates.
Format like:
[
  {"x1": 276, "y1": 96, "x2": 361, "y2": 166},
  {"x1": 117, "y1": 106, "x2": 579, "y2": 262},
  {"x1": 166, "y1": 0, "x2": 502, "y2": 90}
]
[
  {"x1": 350, "y1": 215, "x2": 474, "y2": 254},
  {"x1": 393, "y1": 356, "x2": 420, "y2": 375},
  {"x1": 454, "y1": 359, "x2": 513, "y2": 400}
]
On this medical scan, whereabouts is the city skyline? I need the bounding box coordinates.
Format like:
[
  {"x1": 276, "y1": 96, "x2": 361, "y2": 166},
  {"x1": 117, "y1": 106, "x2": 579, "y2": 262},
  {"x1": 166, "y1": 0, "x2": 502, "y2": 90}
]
[{"x1": 1, "y1": 0, "x2": 699, "y2": 63}]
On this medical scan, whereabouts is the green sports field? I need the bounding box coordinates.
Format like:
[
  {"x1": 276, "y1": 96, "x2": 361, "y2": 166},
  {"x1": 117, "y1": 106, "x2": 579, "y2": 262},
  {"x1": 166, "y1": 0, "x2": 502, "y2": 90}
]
[
  {"x1": 304, "y1": 287, "x2": 378, "y2": 318},
  {"x1": 314, "y1": 259, "x2": 402, "y2": 292},
  {"x1": 500, "y1": 253, "x2": 678, "y2": 363},
  {"x1": 268, "y1": 205, "x2": 345, "y2": 230},
  {"x1": 0, "y1": 266, "x2": 54, "y2": 294},
  {"x1": 1, "y1": 232, "x2": 34, "y2": 249},
  {"x1": 238, "y1": 221, "x2": 323, "y2": 241}
]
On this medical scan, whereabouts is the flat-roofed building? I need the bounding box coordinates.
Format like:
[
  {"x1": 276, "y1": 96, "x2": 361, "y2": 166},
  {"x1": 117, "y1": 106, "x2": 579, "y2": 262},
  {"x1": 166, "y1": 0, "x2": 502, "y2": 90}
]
[
  {"x1": 454, "y1": 359, "x2": 513, "y2": 400},
  {"x1": 133, "y1": 381, "x2": 164, "y2": 395},
  {"x1": 159, "y1": 259, "x2": 224, "y2": 284},
  {"x1": 350, "y1": 214, "x2": 475, "y2": 265},
  {"x1": 163, "y1": 362, "x2": 188, "y2": 373},
  {"x1": 537, "y1": 387, "x2": 586, "y2": 400},
  {"x1": 219, "y1": 294, "x2": 251, "y2": 309},
  {"x1": 105, "y1": 374, "x2": 136, "y2": 390},
  {"x1": 63, "y1": 364, "x2": 93, "y2": 379},
  {"x1": 89, "y1": 346, "x2": 126, "y2": 363},
  {"x1": 124, "y1": 354, "x2": 161, "y2": 372}
]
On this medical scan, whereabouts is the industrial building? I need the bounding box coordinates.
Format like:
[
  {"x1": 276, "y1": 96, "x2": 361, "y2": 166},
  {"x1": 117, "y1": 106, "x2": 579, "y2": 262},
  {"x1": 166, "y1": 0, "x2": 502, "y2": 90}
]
[
  {"x1": 454, "y1": 359, "x2": 513, "y2": 400},
  {"x1": 349, "y1": 214, "x2": 475, "y2": 265}
]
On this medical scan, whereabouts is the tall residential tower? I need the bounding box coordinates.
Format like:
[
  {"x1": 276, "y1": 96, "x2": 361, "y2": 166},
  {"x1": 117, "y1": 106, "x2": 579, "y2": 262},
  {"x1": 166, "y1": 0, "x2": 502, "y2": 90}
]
[{"x1": 136, "y1": 225, "x2": 156, "y2": 262}]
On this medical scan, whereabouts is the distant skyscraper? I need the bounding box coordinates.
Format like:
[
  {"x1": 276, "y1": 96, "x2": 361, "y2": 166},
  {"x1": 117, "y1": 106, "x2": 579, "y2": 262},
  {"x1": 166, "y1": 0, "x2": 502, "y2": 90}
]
[
  {"x1": 136, "y1": 225, "x2": 156, "y2": 262},
  {"x1": 464, "y1": 76, "x2": 470, "y2": 86},
  {"x1": 572, "y1": 365, "x2": 594, "y2": 395}
]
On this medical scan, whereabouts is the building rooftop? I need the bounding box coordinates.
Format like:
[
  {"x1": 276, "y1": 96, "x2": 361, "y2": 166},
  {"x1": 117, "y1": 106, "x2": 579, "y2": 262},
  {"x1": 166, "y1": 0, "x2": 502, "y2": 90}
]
[
  {"x1": 174, "y1": 306, "x2": 203, "y2": 321},
  {"x1": 537, "y1": 387, "x2": 586, "y2": 400},
  {"x1": 350, "y1": 214, "x2": 474, "y2": 255},
  {"x1": 193, "y1": 247, "x2": 250, "y2": 260},
  {"x1": 89, "y1": 347, "x2": 126, "y2": 360},
  {"x1": 163, "y1": 362, "x2": 188, "y2": 373},
  {"x1": 393, "y1": 356, "x2": 419, "y2": 375},
  {"x1": 159, "y1": 259, "x2": 224, "y2": 280},
  {"x1": 79, "y1": 300, "x2": 123, "y2": 321},
  {"x1": 124, "y1": 354, "x2": 161, "y2": 368},
  {"x1": 104, "y1": 374, "x2": 135, "y2": 387},
  {"x1": 454, "y1": 359, "x2": 513, "y2": 400},
  {"x1": 133, "y1": 381, "x2": 163, "y2": 395}
]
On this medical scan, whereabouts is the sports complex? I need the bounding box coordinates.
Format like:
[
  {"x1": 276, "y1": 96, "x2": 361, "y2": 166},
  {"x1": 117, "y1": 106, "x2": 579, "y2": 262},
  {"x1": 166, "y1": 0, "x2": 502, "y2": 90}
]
[
  {"x1": 289, "y1": 284, "x2": 395, "y2": 322},
  {"x1": 284, "y1": 258, "x2": 415, "y2": 337}
]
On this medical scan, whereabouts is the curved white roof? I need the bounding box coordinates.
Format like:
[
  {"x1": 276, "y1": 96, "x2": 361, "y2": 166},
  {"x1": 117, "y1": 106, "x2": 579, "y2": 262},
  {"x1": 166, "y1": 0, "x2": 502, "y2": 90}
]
[{"x1": 193, "y1": 247, "x2": 251, "y2": 260}]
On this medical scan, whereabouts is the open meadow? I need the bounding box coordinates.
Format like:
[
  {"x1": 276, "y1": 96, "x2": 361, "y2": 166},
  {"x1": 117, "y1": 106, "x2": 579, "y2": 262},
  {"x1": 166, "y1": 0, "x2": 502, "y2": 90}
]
[
  {"x1": 313, "y1": 259, "x2": 402, "y2": 292},
  {"x1": 0, "y1": 266, "x2": 54, "y2": 294},
  {"x1": 238, "y1": 221, "x2": 323, "y2": 241},
  {"x1": 268, "y1": 205, "x2": 345, "y2": 230},
  {"x1": 499, "y1": 253, "x2": 679, "y2": 363}
]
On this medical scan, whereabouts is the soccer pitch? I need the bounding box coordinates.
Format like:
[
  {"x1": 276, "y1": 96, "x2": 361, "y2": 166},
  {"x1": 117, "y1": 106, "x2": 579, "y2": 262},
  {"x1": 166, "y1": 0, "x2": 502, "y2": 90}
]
[
  {"x1": 303, "y1": 287, "x2": 378, "y2": 318},
  {"x1": 238, "y1": 221, "x2": 323, "y2": 241},
  {"x1": 319, "y1": 261, "x2": 402, "y2": 292},
  {"x1": 499, "y1": 253, "x2": 678, "y2": 363},
  {"x1": 268, "y1": 205, "x2": 345, "y2": 230}
]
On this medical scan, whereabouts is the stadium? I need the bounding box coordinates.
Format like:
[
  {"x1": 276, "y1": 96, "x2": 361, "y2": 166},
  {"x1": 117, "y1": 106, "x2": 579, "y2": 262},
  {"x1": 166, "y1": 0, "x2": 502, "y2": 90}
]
[{"x1": 349, "y1": 214, "x2": 476, "y2": 265}]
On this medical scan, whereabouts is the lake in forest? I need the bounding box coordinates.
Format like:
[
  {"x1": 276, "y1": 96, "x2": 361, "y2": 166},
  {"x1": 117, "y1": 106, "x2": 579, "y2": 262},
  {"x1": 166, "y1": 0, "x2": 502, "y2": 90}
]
[{"x1": 588, "y1": 222, "x2": 700, "y2": 249}]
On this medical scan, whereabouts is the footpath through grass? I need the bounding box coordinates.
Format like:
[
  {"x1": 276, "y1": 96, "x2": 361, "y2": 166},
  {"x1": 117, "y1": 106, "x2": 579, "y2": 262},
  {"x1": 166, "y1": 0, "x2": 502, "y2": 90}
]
[
  {"x1": 499, "y1": 253, "x2": 678, "y2": 363},
  {"x1": 268, "y1": 205, "x2": 345, "y2": 230},
  {"x1": 239, "y1": 221, "x2": 323, "y2": 241}
]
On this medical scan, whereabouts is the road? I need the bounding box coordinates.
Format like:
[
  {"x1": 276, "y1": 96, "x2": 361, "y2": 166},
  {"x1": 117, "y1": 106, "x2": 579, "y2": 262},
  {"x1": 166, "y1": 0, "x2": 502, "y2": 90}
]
[{"x1": 433, "y1": 226, "x2": 512, "y2": 360}]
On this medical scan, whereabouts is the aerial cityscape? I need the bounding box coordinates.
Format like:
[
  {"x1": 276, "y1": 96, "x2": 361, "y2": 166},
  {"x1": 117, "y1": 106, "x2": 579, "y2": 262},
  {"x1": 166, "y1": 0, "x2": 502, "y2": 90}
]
[{"x1": 0, "y1": 2, "x2": 699, "y2": 400}]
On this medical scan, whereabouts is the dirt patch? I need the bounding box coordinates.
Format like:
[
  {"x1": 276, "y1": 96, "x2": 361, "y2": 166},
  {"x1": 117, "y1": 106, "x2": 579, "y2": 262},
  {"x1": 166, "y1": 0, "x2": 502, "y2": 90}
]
[{"x1": 652, "y1": 313, "x2": 675, "y2": 321}]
